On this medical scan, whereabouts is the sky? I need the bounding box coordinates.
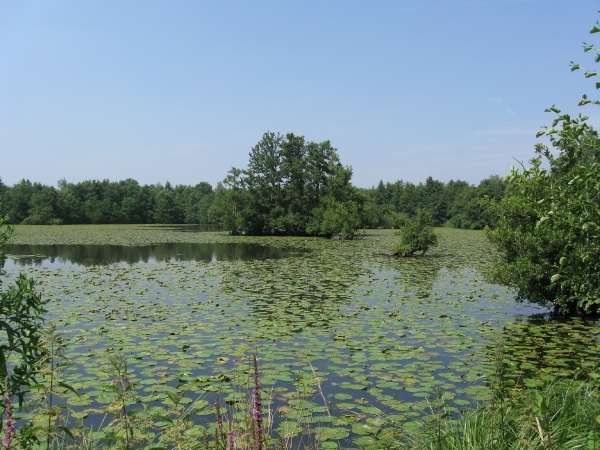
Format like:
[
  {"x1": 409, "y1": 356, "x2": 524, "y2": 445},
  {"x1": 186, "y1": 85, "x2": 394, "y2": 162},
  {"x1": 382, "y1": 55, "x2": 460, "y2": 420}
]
[{"x1": 0, "y1": 0, "x2": 598, "y2": 189}]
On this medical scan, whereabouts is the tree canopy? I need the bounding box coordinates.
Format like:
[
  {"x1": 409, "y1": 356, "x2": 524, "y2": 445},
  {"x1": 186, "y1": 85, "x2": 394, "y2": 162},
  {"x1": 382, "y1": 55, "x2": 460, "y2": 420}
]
[
  {"x1": 486, "y1": 21, "x2": 600, "y2": 314},
  {"x1": 220, "y1": 132, "x2": 363, "y2": 238}
]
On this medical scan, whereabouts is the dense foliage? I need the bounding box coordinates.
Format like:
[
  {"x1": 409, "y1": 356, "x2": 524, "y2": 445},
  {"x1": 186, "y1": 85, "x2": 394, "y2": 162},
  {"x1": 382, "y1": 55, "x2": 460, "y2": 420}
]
[
  {"x1": 487, "y1": 23, "x2": 600, "y2": 314},
  {"x1": 364, "y1": 175, "x2": 506, "y2": 230},
  {"x1": 0, "y1": 165, "x2": 505, "y2": 233},
  {"x1": 216, "y1": 132, "x2": 366, "y2": 238},
  {"x1": 0, "y1": 206, "x2": 47, "y2": 410},
  {"x1": 487, "y1": 121, "x2": 600, "y2": 313},
  {"x1": 0, "y1": 149, "x2": 506, "y2": 233},
  {"x1": 392, "y1": 209, "x2": 438, "y2": 256},
  {"x1": 0, "y1": 178, "x2": 216, "y2": 225}
]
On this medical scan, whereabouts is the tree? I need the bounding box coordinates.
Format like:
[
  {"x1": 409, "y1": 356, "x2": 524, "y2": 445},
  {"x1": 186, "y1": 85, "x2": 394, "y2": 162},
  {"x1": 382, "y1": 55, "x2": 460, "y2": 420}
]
[
  {"x1": 235, "y1": 132, "x2": 358, "y2": 237},
  {"x1": 3, "y1": 180, "x2": 34, "y2": 224},
  {"x1": 22, "y1": 186, "x2": 60, "y2": 225},
  {"x1": 181, "y1": 182, "x2": 213, "y2": 224},
  {"x1": 486, "y1": 21, "x2": 600, "y2": 314},
  {"x1": 313, "y1": 197, "x2": 361, "y2": 240},
  {"x1": 392, "y1": 209, "x2": 438, "y2": 256},
  {"x1": 153, "y1": 182, "x2": 182, "y2": 224},
  {"x1": 222, "y1": 168, "x2": 245, "y2": 234},
  {"x1": 449, "y1": 176, "x2": 506, "y2": 230}
]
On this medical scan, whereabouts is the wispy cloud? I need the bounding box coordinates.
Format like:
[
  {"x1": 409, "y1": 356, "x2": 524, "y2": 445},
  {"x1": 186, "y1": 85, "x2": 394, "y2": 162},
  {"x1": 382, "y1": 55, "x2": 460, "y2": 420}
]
[{"x1": 490, "y1": 98, "x2": 515, "y2": 115}]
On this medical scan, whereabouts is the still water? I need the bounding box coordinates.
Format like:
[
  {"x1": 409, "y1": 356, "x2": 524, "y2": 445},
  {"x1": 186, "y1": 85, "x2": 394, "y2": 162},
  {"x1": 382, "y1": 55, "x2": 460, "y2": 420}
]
[{"x1": 3, "y1": 242, "x2": 303, "y2": 267}]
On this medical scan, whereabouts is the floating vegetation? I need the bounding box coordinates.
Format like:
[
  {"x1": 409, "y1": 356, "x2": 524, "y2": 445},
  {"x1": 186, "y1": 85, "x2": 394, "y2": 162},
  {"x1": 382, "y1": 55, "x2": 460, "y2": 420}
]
[{"x1": 5, "y1": 225, "x2": 600, "y2": 447}]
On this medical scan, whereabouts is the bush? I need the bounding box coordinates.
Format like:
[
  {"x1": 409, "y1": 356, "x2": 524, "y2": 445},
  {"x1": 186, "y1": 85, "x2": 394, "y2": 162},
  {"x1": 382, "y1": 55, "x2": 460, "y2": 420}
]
[
  {"x1": 393, "y1": 209, "x2": 438, "y2": 256},
  {"x1": 316, "y1": 198, "x2": 360, "y2": 240},
  {"x1": 0, "y1": 205, "x2": 48, "y2": 410},
  {"x1": 486, "y1": 19, "x2": 600, "y2": 314},
  {"x1": 487, "y1": 130, "x2": 600, "y2": 313}
]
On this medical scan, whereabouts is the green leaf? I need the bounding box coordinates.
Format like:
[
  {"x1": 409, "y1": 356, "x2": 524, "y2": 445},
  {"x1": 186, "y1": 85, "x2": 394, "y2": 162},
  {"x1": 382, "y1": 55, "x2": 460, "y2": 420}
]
[
  {"x1": 590, "y1": 26, "x2": 600, "y2": 34},
  {"x1": 585, "y1": 71, "x2": 597, "y2": 78},
  {"x1": 550, "y1": 274, "x2": 561, "y2": 283},
  {"x1": 352, "y1": 422, "x2": 381, "y2": 435},
  {"x1": 57, "y1": 425, "x2": 75, "y2": 440},
  {"x1": 0, "y1": 349, "x2": 7, "y2": 381},
  {"x1": 315, "y1": 427, "x2": 350, "y2": 441},
  {"x1": 559, "y1": 257, "x2": 566, "y2": 266},
  {"x1": 571, "y1": 64, "x2": 580, "y2": 72},
  {"x1": 58, "y1": 381, "x2": 81, "y2": 398}
]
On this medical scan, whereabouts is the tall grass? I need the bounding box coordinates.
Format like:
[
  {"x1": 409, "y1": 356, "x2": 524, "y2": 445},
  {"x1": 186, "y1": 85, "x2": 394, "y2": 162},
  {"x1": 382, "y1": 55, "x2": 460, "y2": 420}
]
[
  {"x1": 397, "y1": 343, "x2": 600, "y2": 450},
  {"x1": 401, "y1": 379, "x2": 600, "y2": 450}
]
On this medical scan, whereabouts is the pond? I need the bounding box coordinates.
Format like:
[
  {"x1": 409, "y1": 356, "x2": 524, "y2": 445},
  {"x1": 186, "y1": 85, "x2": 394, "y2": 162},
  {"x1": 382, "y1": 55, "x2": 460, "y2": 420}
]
[
  {"x1": 3, "y1": 242, "x2": 304, "y2": 267},
  {"x1": 4, "y1": 226, "x2": 600, "y2": 448}
]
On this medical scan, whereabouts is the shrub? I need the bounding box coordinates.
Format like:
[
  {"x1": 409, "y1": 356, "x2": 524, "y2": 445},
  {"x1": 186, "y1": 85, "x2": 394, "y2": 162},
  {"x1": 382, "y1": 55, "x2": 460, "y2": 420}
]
[
  {"x1": 486, "y1": 19, "x2": 600, "y2": 314},
  {"x1": 393, "y1": 209, "x2": 438, "y2": 256},
  {"x1": 0, "y1": 208, "x2": 48, "y2": 407}
]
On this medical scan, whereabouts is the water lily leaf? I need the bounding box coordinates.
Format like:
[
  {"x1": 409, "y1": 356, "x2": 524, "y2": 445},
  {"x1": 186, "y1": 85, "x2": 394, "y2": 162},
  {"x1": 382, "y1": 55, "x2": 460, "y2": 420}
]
[{"x1": 352, "y1": 422, "x2": 379, "y2": 435}]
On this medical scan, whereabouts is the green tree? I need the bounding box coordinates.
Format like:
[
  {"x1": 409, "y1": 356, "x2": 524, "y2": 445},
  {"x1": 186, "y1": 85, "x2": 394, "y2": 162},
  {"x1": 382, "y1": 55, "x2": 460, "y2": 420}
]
[
  {"x1": 486, "y1": 21, "x2": 600, "y2": 313},
  {"x1": 181, "y1": 182, "x2": 213, "y2": 224},
  {"x1": 0, "y1": 178, "x2": 7, "y2": 215},
  {"x1": 236, "y1": 132, "x2": 358, "y2": 237},
  {"x1": 241, "y1": 132, "x2": 284, "y2": 235},
  {"x1": 448, "y1": 176, "x2": 506, "y2": 230},
  {"x1": 153, "y1": 182, "x2": 183, "y2": 224},
  {"x1": 317, "y1": 197, "x2": 360, "y2": 240},
  {"x1": 22, "y1": 186, "x2": 60, "y2": 225},
  {"x1": 222, "y1": 168, "x2": 245, "y2": 234},
  {"x1": 393, "y1": 209, "x2": 438, "y2": 256},
  {"x1": 3, "y1": 180, "x2": 34, "y2": 224}
]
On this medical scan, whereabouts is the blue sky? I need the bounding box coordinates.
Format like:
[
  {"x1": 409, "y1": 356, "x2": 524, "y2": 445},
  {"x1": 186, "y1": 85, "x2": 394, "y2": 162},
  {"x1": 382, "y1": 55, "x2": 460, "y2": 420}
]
[{"x1": 0, "y1": 0, "x2": 597, "y2": 188}]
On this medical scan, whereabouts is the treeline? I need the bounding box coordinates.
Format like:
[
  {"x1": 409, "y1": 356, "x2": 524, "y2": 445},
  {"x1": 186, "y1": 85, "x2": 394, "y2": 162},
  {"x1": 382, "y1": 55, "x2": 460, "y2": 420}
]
[
  {"x1": 364, "y1": 175, "x2": 506, "y2": 229},
  {"x1": 0, "y1": 178, "x2": 218, "y2": 225},
  {"x1": 0, "y1": 166, "x2": 505, "y2": 230}
]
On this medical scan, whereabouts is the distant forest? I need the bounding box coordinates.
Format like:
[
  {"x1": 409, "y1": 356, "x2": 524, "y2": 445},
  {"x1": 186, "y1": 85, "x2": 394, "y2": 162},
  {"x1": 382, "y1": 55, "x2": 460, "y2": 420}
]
[{"x1": 0, "y1": 174, "x2": 506, "y2": 230}]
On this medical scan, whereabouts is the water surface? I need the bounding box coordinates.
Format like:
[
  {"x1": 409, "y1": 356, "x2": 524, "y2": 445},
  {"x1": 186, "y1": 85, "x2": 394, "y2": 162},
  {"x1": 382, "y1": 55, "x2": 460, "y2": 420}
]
[
  {"x1": 5, "y1": 228, "x2": 599, "y2": 447},
  {"x1": 4, "y1": 242, "x2": 303, "y2": 267}
]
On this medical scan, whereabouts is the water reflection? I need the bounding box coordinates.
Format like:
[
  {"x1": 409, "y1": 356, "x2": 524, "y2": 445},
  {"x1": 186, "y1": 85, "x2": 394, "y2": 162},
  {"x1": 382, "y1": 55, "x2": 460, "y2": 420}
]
[
  {"x1": 4, "y1": 243, "x2": 302, "y2": 268},
  {"x1": 141, "y1": 224, "x2": 223, "y2": 233}
]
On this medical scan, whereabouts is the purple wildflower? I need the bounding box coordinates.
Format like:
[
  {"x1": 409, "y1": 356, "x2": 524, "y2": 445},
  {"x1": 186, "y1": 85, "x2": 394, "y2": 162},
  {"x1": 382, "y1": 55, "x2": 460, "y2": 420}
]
[
  {"x1": 2, "y1": 391, "x2": 15, "y2": 450},
  {"x1": 252, "y1": 355, "x2": 263, "y2": 450},
  {"x1": 228, "y1": 428, "x2": 235, "y2": 450}
]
